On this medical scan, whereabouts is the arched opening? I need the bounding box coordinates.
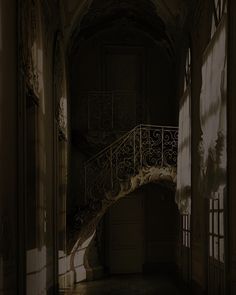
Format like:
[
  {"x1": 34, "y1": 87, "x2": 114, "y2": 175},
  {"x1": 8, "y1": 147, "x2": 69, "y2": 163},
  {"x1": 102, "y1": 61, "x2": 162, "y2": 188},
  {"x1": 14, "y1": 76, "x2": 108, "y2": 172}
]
[
  {"x1": 69, "y1": 181, "x2": 181, "y2": 292},
  {"x1": 103, "y1": 183, "x2": 179, "y2": 275},
  {"x1": 66, "y1": 0, "x2": 181, "y2": 287}
]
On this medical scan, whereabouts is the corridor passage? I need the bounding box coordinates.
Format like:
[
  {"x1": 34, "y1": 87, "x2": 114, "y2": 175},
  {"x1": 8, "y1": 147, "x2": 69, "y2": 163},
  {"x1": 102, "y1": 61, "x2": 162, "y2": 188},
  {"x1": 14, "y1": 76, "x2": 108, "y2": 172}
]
[{"x1": 60, "y1": 274, "x2": 188, "y2": 295}]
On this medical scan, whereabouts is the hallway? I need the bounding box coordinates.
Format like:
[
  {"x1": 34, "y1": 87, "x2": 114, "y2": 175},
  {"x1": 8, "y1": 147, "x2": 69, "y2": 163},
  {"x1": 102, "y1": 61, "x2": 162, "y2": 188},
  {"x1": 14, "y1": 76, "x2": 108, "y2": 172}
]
[
  {"x1": 1, "y1": 0, "x2": 236, "y2": 294},
  {"x1": 60, "y1": 274, "x2": 188, "y2": 295}
]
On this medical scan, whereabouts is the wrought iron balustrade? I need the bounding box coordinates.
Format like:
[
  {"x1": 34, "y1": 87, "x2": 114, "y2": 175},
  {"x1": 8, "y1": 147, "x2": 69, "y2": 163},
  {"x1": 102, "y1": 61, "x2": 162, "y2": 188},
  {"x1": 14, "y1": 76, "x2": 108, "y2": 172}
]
[
  {"x1": 80, "y1": 91, "x2": 137, "y2": 131},
  {"x1": 84, "y1": 124, "x2": 178, "y2": 202}
]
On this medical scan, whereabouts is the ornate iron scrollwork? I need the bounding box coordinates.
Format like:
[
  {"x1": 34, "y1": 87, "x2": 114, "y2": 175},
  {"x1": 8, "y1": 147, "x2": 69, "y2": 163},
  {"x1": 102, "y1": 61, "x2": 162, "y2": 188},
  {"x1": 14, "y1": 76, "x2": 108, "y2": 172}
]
[
  {"x1": 85, "y1": 124, "x2": 178, "y2": 202},
  {"x1": 81, "y1": 91, "x2": 137, "y2": 131},
  {"x1": 68, "y1": 125, "x2": 178, "y2": 250}
]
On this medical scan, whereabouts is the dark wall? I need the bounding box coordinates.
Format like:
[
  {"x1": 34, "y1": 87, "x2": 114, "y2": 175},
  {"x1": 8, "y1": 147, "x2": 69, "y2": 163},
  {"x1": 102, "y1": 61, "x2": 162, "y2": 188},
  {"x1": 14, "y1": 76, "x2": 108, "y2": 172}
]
[{"x1": 0, "y1": 0, "x2": 18, "y2": 294}]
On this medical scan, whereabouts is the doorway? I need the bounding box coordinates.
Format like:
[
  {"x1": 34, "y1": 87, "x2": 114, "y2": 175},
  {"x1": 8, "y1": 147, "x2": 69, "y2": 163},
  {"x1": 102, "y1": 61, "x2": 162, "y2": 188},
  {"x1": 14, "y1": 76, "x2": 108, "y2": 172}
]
[
  {"x1": 105, "y1": 184, "x2": 179, "y2": 275},
  {"x1": 106, "y1": 191, "x2": 145, "y2": 274}
]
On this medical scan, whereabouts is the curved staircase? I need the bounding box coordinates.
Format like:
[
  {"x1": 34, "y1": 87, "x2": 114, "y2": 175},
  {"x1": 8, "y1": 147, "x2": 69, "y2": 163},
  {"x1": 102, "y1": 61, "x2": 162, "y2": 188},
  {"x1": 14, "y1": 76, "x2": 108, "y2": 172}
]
[{"x1": 68, "y1": 124, "x2": 178, "y2": 253}]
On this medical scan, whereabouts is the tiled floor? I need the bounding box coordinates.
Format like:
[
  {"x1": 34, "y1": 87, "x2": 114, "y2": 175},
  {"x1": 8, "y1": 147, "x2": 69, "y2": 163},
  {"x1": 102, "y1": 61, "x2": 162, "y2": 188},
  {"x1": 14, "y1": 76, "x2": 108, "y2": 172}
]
[{"x1": 60, "y1": 274, "x2": 188, "y2": 295}]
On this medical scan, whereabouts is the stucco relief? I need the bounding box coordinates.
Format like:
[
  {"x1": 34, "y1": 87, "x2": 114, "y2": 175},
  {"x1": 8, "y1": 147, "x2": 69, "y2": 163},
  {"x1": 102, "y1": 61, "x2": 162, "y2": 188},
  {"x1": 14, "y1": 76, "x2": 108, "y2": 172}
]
[
  {"x1": 54, "y1": 35, "x2": 68, "y2": 140},
  {"x1": 20, "y1": 0, "x2": 42, "y2": 97}
]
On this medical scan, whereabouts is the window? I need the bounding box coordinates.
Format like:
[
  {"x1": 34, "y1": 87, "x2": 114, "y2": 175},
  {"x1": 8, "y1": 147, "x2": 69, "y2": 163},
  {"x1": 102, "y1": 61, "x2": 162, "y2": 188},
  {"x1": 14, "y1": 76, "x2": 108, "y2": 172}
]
[
  {"x1": 209, "y1": 191, "x2": 224, "y2": 263},
  {"x1": 182, "y1": 214, "x2": 191, "y2": 248}
]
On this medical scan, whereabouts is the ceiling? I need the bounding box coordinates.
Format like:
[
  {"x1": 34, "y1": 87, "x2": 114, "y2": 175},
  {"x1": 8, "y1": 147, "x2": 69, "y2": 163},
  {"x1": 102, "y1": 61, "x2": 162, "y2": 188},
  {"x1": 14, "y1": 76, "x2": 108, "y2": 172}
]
[
  {"x1": 61, "y1": 0, "x2": 194, "y2": 58},
  {"x1": 62, "y1": 0, "x2": 192, "y2": 34}
]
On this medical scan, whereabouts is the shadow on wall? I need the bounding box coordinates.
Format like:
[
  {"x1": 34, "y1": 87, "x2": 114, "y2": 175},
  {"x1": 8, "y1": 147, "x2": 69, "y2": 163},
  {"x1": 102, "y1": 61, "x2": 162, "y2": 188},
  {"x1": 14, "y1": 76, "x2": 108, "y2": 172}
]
[
  {"x1": 72, "y1": 232, "x2": 96, "y2": 283},
  {"x1": 65, "y1": 171, "x2": 177, "y2": 289},
  {"x1": 26, "y1": 248, "x2": 47, "y2": 295},
  {"x1": 60, "y1": 232, "x2": 96, "y2": 288},
  {"x1": 64, "y1": 181, "x2": 179, "y2": 288}
]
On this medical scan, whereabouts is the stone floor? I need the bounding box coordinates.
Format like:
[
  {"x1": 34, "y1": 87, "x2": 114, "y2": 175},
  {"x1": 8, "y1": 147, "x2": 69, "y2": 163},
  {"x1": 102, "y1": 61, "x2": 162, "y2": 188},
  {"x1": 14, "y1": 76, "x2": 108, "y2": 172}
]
[{"x1": 60, "y1": 274, "x2": 189, "y2": 295}]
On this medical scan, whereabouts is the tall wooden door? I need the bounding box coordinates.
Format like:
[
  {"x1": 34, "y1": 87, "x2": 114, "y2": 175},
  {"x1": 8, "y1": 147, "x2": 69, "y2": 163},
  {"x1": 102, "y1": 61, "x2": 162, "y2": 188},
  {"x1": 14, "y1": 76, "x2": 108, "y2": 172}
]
[
  {"x1": 107, "y1": 192, "x2": 144, "y2": 274},
  {"x1": 103, "y1": 45, "x2": 145, "y2": 130}
]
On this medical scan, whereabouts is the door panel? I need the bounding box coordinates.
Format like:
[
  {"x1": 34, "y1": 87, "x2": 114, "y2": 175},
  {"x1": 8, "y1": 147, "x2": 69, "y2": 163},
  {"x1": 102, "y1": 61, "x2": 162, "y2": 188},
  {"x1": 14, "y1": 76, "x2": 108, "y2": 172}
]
[
  {"x1": 104, "y1": 46, "x2": 145, "y2": 130},
  {"x1": 108, "y1": 193, "x2": 144, "y2": 274}
]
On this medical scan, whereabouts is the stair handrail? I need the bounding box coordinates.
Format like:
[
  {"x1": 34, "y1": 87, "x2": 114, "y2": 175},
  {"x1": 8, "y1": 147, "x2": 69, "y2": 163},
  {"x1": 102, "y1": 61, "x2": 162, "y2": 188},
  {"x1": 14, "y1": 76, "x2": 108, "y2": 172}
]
[
  {"x1": 84, "y1": 124, "x2": 178, "y2": 202},
  {"x1": 85, "y1": 124, "x2": 178, "y2": 165},
  {"x1": 85, "y1": 125, "x2": 139, "y2": 165}
]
